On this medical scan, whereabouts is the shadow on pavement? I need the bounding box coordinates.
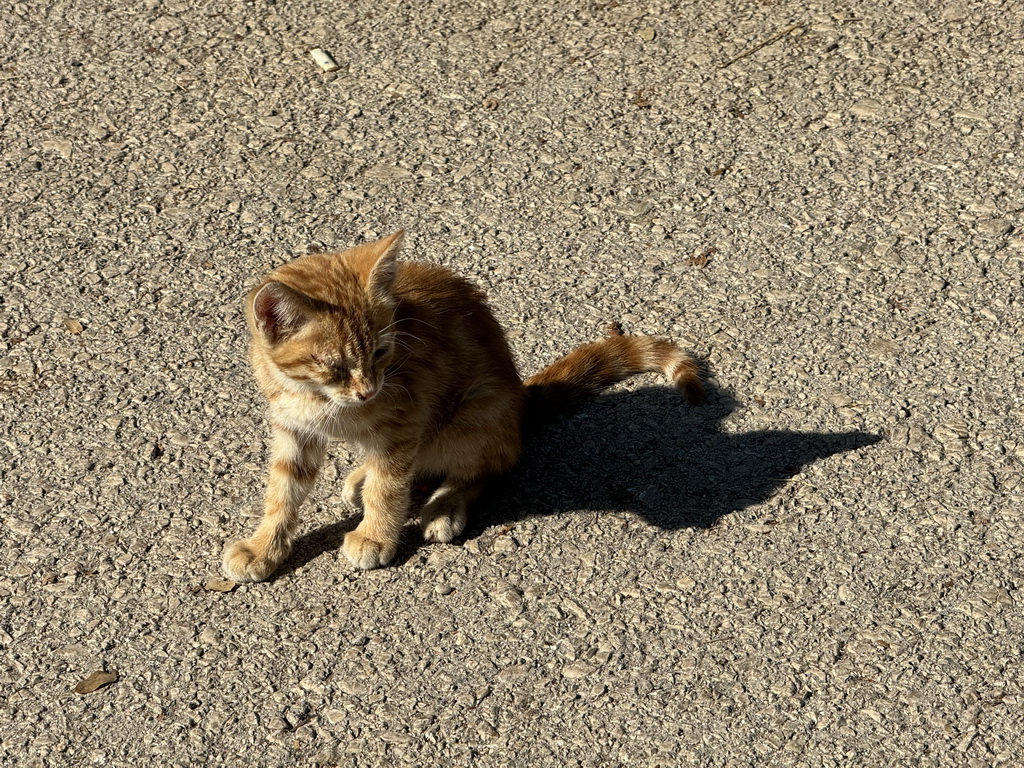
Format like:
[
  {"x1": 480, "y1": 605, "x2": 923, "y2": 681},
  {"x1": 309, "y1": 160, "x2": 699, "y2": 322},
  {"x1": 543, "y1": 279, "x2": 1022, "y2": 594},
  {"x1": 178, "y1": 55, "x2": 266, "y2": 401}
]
[
  {"x1": 475, "y1": 379, "x2": 880, "y2": 533},
  {"x1": 275, "y1": 519, "x2": 353, "y2": 581},
  {"x1": 280, "y1": 378, "x2": 880, "y2": 577}
]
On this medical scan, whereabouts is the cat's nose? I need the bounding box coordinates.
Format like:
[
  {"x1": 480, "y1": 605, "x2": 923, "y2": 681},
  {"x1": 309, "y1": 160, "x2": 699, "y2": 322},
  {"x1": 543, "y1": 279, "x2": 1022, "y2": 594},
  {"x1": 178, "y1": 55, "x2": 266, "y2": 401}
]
[{"x1": 355, "y1": 387, "x2": 377, "y2": 401}]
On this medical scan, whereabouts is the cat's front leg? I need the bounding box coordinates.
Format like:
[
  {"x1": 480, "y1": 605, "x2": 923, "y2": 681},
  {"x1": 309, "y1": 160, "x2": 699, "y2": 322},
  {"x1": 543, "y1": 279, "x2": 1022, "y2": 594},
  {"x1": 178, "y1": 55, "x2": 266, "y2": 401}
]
[
  {"x1": 343, "y1": 453, "x2": 413, "y2": 569},
  {"x1": 223, "y1": 424, "x2": 325, "y2": 582}
]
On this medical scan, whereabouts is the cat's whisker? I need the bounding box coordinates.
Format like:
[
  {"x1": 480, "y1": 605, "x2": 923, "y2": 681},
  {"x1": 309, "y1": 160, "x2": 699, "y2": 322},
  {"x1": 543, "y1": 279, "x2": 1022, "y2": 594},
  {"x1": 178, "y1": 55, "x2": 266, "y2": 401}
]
[
  {"x1": 380, "y1": 382, "x2": 411, "y2": 401},
  {"x1": 386, "y1": 352, "x2": 416, "y2": 372},
  {"x1": 390, "y1": 338, "x2": 418, "y2": 354},
  {"x1": 393, "y1": 329, "x2": 426, "y2": 343},
  {"x1": 309, "y1": 398, "x2": 344, "y2": 437},
  {"x1": 401, "y1": 316, "x2": 440, "y2": 332},
  {"x1": 389, "y1": 315, "x2": 436, "y2": 329},
  {"x1": 316, "y1": 404, "x2": 340, "y2": 434}
]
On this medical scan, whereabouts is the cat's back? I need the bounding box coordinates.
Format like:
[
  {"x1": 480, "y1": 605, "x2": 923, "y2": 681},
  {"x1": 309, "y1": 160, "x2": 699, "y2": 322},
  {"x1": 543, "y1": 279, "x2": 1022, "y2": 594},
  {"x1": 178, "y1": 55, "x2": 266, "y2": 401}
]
[
  {"x1": 393, "y1": 261, "x2": 489, "y2": 310},
  {"x1": 392, "y1": 261, "x2": 519, "y2": 379}
]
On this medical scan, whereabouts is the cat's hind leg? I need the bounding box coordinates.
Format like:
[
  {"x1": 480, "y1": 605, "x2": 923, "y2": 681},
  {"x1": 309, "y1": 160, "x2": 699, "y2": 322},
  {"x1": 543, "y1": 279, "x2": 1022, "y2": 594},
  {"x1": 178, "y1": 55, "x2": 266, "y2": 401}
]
[
  {"x1": 342, "y1": 462, "x2": 368, "y2": 508},
  {"x1": 420, "y1": 477, "x2": 484, "y2": 543},
  {"x1": 417, "y1": 389, "x2": 521, "y2": 544}
]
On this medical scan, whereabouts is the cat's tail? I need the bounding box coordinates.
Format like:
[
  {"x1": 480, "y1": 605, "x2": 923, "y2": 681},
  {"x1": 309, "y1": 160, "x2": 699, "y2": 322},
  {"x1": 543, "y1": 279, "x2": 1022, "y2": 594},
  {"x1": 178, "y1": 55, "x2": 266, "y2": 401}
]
[{"x1": 522, "y1": 329, "x2": 703, "y2": 427}]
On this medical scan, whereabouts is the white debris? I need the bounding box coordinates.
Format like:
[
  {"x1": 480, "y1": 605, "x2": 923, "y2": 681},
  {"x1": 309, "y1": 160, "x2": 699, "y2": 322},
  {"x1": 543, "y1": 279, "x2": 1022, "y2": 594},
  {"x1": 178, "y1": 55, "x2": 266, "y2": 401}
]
[{"x1": 310, "y1": 48, "x2": 339, "y2": 72}]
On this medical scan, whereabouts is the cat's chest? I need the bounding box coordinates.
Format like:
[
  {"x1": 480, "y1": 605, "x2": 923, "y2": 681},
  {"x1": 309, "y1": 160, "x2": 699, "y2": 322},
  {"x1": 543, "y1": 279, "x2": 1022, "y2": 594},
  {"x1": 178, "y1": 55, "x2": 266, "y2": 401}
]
[{"x1": 270, "y1": 394, "x2": 376, "y2": 444}]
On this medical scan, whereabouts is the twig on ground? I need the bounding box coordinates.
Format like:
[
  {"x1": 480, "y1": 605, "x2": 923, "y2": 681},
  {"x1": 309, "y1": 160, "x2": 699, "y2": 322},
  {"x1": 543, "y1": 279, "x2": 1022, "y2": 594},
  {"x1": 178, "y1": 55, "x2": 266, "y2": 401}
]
[{"x1": 720, "y1": 23, "x2": 803, "y2": 69}]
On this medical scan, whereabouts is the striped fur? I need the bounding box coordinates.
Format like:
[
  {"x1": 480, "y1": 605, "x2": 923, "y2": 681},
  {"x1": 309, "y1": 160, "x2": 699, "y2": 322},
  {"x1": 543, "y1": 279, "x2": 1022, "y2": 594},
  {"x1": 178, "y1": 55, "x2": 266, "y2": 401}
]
[
  {"x1": 524, "y1": 334, "x2": 703, "y2": 426},
  {"x1": 223, "y1": 232, "x2": 703, "y2": 581}
]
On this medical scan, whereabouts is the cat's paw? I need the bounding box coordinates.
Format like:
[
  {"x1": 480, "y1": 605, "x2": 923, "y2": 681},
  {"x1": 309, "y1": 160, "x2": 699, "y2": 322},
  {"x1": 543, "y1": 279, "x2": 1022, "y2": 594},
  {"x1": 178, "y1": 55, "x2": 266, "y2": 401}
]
[
  {"x1": 342, "y1": 466, "x2": 367, "y2": 509},
  {"x1": 343, "y1": 528, "x2": 397, "y2": 570},
  {"x1": 420, "y1": 494, "x2": 468, "y2": 544},
  {"x1": 222, "y1": 539, "x2": 282, "y2": 582}
]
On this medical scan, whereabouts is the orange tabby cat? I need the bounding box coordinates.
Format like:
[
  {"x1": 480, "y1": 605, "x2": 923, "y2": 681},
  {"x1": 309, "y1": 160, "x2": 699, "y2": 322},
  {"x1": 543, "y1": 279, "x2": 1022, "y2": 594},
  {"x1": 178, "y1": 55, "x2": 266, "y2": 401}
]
[{"x1": 223, "y1": 231, "x2": 702, "y2": 580}]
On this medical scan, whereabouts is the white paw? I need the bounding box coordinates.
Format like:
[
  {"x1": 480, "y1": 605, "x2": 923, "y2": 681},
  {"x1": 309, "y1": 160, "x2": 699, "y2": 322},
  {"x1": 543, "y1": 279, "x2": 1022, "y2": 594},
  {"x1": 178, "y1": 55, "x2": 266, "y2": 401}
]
[
  {"x1": 420, "y1": 492, "x2": 468, "y2": 543},
  {"x1": 343, "y1": 528, "x2": 397, "y2": 570},
  {"x1": 222, "y1": 539, "x2": 282, "y2": 582}
]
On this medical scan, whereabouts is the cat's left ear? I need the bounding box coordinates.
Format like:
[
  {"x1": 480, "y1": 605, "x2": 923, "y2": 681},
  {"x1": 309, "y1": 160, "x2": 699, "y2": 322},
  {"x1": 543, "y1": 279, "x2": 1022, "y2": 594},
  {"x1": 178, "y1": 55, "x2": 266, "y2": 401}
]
[{"x1": 362, "y1": 230, "x2": 404, "y2": 300}]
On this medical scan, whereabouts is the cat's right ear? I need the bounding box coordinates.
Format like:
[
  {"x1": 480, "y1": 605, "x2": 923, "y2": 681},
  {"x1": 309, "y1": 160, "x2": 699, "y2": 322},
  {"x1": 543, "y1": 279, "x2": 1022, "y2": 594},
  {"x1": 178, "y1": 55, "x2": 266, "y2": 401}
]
[{"x1": 247, "y1": 281, "x2": 313, "y2": 344}]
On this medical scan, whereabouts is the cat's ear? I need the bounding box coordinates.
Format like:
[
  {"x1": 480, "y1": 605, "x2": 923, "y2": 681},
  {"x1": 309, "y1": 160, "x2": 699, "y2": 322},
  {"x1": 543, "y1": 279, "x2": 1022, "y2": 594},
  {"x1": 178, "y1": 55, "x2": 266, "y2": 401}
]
[
  {"x1": 359, "y1": 230, "x2": 404, "y2": 301},
  {"x1": 247, "y1": 281, "x2": 314, "y2": 344}
]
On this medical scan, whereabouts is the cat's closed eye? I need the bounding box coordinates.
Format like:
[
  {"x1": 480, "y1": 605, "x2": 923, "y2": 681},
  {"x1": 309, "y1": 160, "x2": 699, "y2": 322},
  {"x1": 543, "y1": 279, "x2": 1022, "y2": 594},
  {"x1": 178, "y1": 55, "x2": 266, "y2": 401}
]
[{"x1": 312, "y1": 354, "x2": 348, "y2": 376}]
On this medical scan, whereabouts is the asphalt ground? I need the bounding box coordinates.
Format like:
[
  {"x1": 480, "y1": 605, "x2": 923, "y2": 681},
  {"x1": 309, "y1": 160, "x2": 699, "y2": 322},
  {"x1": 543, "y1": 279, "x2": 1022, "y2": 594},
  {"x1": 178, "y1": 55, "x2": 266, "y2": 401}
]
[{"x1": 2, "y1": 0, "x2": 1022, "y2": 765}]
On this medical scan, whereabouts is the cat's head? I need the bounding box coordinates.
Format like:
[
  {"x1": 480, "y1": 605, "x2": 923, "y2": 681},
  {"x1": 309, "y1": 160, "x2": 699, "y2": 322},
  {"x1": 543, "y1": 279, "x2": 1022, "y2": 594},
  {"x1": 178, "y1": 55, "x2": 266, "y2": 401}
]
[{"x1": 246, "y1": 231, "x2": 404, "y2": 406}]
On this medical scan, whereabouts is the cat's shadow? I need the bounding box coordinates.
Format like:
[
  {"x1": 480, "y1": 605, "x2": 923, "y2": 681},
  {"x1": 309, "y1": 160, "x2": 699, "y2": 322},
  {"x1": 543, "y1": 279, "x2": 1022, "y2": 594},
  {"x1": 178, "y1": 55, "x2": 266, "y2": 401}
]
[{"x1": 277, "y1": 379, "x2": 880, "y2": 578}]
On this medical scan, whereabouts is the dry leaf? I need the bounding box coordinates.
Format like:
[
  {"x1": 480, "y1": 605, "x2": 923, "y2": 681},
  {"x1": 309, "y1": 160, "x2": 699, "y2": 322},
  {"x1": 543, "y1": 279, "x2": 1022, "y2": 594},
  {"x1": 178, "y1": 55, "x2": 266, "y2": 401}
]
[
  {"x1": 204, "y1": 578, "x2": 238, "y2": 593},
  {"x1": 630, "y1": 90, "x2": 652, "y2": 108},
  {"x1": 685, "y1": 247, "x2": 716, "y2": 268},
  {"x1": 605, "y1": 321, "x2": 624, "y2": 337},
  {"x1": 74, "y1": 670, "x2": 118, "y2": 694},
  {"x1": 63, "y1": 318, "x2": 84, "y2": 334}
]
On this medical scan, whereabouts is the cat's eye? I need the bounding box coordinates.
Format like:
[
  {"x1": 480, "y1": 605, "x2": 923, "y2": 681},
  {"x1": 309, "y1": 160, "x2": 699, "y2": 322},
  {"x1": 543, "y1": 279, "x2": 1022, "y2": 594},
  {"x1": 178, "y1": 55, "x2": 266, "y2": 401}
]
[
  {"x1": 311, "y1": 355, "x2": 348, "y2": 376},
  {"x1": 373, "y1": 346, "x2": 387, "y2": 359}
]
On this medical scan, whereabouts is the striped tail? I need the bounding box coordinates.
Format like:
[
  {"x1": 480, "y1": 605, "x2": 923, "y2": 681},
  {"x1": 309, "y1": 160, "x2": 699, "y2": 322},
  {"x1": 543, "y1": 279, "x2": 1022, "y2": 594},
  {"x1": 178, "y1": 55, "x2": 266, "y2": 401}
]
[{"x1": 523, "y1": 332, "x2": 703, "y2": 426}]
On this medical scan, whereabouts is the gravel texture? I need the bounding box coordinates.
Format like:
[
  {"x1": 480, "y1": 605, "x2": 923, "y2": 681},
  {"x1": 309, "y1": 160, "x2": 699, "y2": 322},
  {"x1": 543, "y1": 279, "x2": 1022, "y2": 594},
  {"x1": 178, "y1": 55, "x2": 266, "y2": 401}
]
[{"x1": 2, "y1": 0, "x2": 1023, "y2": 765}]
